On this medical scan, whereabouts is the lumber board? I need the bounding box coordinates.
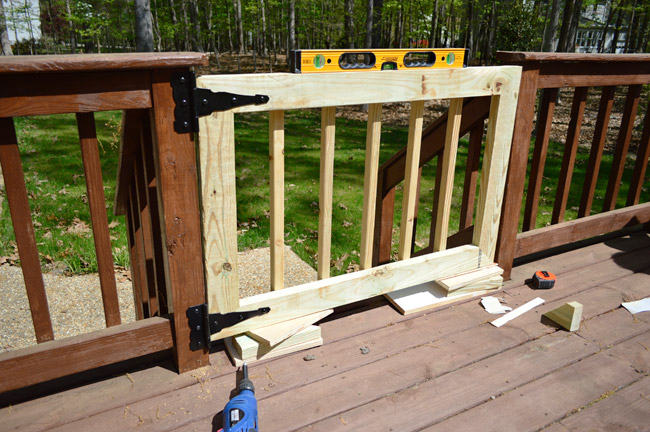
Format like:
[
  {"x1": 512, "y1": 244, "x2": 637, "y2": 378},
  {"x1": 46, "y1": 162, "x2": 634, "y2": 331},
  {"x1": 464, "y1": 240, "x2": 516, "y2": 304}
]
[
  {"x1": 496, "y1": 51, "x2": 650, "y2": 63},
  {"x1": 433, "y1": 98, "x2": 463, "y2": 251},
  {"x1": 233, "y1": 325, "x2": 321, "y2": 359},
  {"x1": 269, "y1": 110, "x2": 285, "y2": 290},
  {"x1": 577, "y1": 308, "x2": 650, "y2": 348},
  {"x1": 197, "y1": 107, "x2": 240, "y2": 314},
  {"x1": 318, "y1": 107, "x2": 336, "y2": 279},
  {"x1": 360, "y1": 103, "x2": 383, "y2": 269},
  {"x1": 226, "y1": 334, "x2": 323, "y2": 367},
  {"x1": 435, "y1": 264, "x2": 503, "y2": 294},
  {"x1": 558, "y1": 376, "x2": 650, "y2": 432},
  {"x1": 543, "y1": 301, "x2": 583, "y2": 331},
  {"x1": 196, "y1": 67, "x2": 523, "y2": 112},
  {"x1": 426, "y1": 347, "x2": 641, "y2": 432},
  {"x1": 213, "y1": 244, "x2": 487, "y2": 340},
  {"x1": 398, "y1": 100, "x2": 425, "y2": 260},
  {"x1": 247, "y1": 309, "x2": 333, "y2": 346},
  {"x1": 473, "y1": 88, "x2": 521, "y2": 261},
  {"x1": 385, "y1": 282, "x2": 491, "y2": 315}
]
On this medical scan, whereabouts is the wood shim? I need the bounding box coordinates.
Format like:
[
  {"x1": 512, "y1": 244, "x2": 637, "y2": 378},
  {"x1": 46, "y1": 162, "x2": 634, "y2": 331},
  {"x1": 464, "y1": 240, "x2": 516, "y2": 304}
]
[
  {"x1": 247, "y1": 309, "x2": 332, "y2": 346},
  {"x1": 385, "y1": 282, "x2": 491, "y2": 316},
  {"x1": 543, "y1": 301, "x2": 583, "y2": 332},
  {"x1": 225, "y1": 326, "x2": 322, "y2": 366},
  {"x1": 435, "y1": 264, "x2": 504, "y2": 297},
  {"x1": 211, "y1": 245, "x2": 488, "y2": 340}
]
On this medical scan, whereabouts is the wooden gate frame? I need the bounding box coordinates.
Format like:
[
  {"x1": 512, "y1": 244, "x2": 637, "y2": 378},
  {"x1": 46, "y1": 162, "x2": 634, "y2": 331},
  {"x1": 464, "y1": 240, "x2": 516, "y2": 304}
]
[{"x1": 196, "y1": 66, "x2": 522, "y2": 341}]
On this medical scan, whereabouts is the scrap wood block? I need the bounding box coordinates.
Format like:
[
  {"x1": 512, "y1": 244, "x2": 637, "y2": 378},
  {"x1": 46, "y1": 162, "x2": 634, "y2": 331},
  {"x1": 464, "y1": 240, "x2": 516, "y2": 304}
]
[
  {"x1": 225, "y1": 325, "x2": 323, "y2": 366},
  {"x1": 246, "y1": 309, "x2": 332, "y2": 346},
  {"x1": 434, "y1": 264, "x2": 504, "y2": 297},
  {"x1": 385, "y1": 281, "x2": 491, "y2": 315},
  {"x1": 543, "y1": 301, "x2": 583, "y2": 332}
]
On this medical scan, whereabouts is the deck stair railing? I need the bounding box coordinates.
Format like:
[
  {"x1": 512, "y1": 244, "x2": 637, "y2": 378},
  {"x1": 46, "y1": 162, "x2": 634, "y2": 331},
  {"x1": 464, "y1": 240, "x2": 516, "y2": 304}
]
[{"x1": 374, "y1": 52, "x2": 650, "y2": 280}]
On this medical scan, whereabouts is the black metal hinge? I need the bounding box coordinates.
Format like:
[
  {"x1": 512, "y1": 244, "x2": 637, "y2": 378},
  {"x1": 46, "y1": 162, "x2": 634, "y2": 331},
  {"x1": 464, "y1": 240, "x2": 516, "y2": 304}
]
[
  {"x1": 186, "y1": 303, "x2": 271, "y2": 351},
  {"x1": 171, "y1": 71, "x2": 270, "y2": 134}
]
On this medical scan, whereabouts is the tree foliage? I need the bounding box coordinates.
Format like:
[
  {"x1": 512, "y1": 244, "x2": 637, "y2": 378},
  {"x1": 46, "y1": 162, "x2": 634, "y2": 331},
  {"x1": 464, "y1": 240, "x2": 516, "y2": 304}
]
[{"x1": 1, "y1": 0, "x2": 649, "y2": 61}]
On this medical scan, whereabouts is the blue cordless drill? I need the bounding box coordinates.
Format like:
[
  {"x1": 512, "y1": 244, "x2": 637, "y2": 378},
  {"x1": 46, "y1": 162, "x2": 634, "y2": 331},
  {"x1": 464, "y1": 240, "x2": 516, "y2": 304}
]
[{"x1": 222, "y1": 362, "x2": 259, "y2": 432}]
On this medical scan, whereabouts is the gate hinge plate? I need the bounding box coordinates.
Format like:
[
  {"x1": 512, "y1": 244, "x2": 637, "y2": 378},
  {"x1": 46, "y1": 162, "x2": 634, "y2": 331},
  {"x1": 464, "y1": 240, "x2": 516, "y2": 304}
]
[
  {"x1": 171, "y1": 71, "x2": 270, "y2": 134},
  {"x1": 186, "y1": 303, "x2": 271, "y2": 351}
]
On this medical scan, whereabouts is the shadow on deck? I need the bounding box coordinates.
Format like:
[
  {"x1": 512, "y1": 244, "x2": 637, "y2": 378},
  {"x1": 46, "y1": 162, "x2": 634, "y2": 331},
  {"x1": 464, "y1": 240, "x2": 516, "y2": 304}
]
[{"x1": 2, "y1": 229, "x2": 650, "y2": 431}]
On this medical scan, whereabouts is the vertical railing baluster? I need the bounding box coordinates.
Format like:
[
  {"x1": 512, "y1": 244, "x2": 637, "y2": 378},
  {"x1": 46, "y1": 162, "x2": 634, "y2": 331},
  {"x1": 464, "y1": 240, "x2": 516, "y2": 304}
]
[
  {"x1": 398, "y1": 100, "x2": 425, "y2": 260},
  {"x1": 552, "y1": 87, "x2": 588, "y2": 224},
  {"x1": 360, "y1": 103, "x2": 383, "y2": 270},
  {"x1": 579, "y1": 86, "x2": 616, "y2": 217},
  {"x1": 318, "y1": 106, "x2": 336, "y2": 278},
  {"x1": 269, "y1": 110, "x2": 285, "y2": 290},
  {"x1": 432, "y1": 98, "x2": 463, "y2": 251},
  {"x1": 523, "y1": 88, "x2": 558, "y2": 231},
  {"x1": 603, "y1": 85, "x2": 642, "y2": 212},
  {"x1": 0, "y1": 117, "x2": 54, "y2": 342}
]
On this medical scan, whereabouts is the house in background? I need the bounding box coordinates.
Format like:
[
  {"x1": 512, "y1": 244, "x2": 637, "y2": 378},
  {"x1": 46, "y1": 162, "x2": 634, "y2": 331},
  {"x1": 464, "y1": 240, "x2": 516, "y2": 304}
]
[{"x1": 576, "y1": 1, "x2": 627, "y2": 53}]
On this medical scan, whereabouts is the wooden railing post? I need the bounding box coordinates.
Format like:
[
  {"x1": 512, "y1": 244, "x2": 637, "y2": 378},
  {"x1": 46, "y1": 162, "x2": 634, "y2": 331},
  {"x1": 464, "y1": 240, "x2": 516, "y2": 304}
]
[
  {"x1": 494, "y1": 66, "x2": 540, "y2": 279},
  {"x1": 149, "y1": 69, "x2": 209, "y2": 372}
]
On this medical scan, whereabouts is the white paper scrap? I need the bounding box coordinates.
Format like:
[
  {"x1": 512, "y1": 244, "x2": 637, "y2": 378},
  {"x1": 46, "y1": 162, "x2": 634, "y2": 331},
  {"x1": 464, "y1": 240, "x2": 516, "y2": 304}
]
[
  {"x1": 491, "y1": 297, "x2": 545, "y2": 328},
  {"x1": 622, "y1": 297, "x2": 650, "y2": 314},
  {"x1": 481, "y1": 296, "x2": 512, "y2": 314}
]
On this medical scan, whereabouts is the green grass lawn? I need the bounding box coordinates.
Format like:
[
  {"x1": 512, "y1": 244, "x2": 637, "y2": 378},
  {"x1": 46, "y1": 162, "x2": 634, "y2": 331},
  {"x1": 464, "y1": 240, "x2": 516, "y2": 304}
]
[{"x1": 1, "y1": 109, "x2": 648, "y2": 276}]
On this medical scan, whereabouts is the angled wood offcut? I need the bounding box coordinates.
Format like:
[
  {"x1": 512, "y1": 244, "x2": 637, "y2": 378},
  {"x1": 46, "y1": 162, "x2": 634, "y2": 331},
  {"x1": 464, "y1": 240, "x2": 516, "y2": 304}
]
[
  {"x1": 197, "y1": 66, "x2": 522, "y2": 339},
  {"x1": 543, "y1": 301, "x2": 583, "y2": 332}
]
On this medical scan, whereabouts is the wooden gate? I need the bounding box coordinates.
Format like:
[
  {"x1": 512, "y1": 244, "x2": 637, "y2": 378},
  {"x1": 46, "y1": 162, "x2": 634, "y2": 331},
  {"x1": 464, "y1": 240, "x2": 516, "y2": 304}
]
[{"x1": 195, "y1": 66, "x2": 522, "y2": 342}]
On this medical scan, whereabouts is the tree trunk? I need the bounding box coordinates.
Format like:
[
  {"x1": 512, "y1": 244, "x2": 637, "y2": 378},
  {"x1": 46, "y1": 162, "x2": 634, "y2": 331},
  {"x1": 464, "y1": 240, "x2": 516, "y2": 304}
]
[
  {"x1": 0, "y1": 0, "x2": 12, "y2": 55},
  {"x1": 152, "y1": 0, "x2": 163, "y2": 51},
  {"x1": 542, "y1": 0, "x2": 561, "y2": 51},
  {"x1": 365, "y1": 0, "x2": 373, "y2": 48},
  {"x1": 135, "y1": 0, "x2": 154, "y2": 52},
  {"x1": 625, "y1": 0, "x2": 637, "y2": 52},
  {"x1": 557, "y1": 0, "x2": 574, "y2": 52},
  {"x1": 233, "y1": 0, "x2": 243, "y2": 53},
  {"x1": 180, "y1": 0, "x2": 190, "y2": 50},
  {"x1": 260, "y1": 0, "x2": 268, "y2": 55},
  {"x1": 372, "y1": 0, "x2": 382, "y2": 47},
  {"x1": 288, "y1": 0, "x2": 295, "y2": 55},
  {"x1": 565, "y1": 0, "x2": 583, "y2": 52},
  {"x1": 168, "y1": 0, "x2": 180, "y2": 50},
  {"x1": 344, "y1": 0, "x2": 355, "y2": 48},
  {"x1": 635, "y1": 9, "x2": 648, "y2": 52},
  {"x1": 598, "y1": 2, "x2": 615, "y2": 52},
  {"x1": 611, "y1": 5, "x2": 624, "y2": 53},
  {"x1": 189, "y1": 0, "x2": 203, "y2": 51}
]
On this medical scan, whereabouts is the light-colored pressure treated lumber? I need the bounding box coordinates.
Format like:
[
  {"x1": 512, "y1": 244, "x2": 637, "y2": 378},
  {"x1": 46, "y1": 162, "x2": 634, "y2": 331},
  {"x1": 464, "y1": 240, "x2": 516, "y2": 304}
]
[
  {"x1": 197, "y1": 67, "x2": 523, "y2": 112},
  {"x1": 247, "y1": 309, "x2": 333, "y2": 346},
  {"x1": 433, "y1": 98, "x2": 464, "y2": 251},
  {"x1": 385, "y1": 282, "x2": 491, "y2": 315},
  {"x1": 435, "y1": 264, "x2": 504, "y2": 296},
  {"x1": 360, "y1": 103, "x2": 383, "y2": 269},
  {"x1": 197, "y1": 109, "x2": 240, "y2": 314},
  {"x1": 473, "y1": 84, "x2": 521, "y2": 261},
  {"x1": 318, "y1": 107, "x2": 336, "y2": 279},
  {"x1": 210, "y1": 244, "x2": 487, "y2": 340},
  {"x1": 226, "y1": 326, "x2": 323, "y2": 366},
  {"x1": 398, "y1": 100, "x2": 425, "y2": 260},
  {"x1": 543, "y1": 301, "x2": 583, "y2": 331},
  {"x1": 270, "y1": 110, "x2": 285, "y2": 290}
]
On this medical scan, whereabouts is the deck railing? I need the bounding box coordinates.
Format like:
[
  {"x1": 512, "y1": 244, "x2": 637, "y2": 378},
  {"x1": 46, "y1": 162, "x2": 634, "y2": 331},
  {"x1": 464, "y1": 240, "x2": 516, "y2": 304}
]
[
  {"x1": 0, "y1": 53, "x2": 210, "y2": 393},
  {"x1": 374, "y1": 52, "x2": 650, "y2": 279}
]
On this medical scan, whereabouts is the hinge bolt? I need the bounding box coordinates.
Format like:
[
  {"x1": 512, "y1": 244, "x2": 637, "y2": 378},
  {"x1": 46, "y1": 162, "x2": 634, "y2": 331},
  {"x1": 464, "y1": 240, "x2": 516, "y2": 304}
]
[
  {"x1": 202, "y1": 98, "x2": 208, "y2": 105},
  {"x1": 179, "y1": 76, "x2": 186, "y2": 84},
  {"x1": 181, "y1": 98, "x2": 188, "y2": 106},
  {"x1": 183, "y1": 121, "x2": 189, "y2": 129},
  {"x1": 232, "y1": 97, "x2": 238, "y2": 105}
]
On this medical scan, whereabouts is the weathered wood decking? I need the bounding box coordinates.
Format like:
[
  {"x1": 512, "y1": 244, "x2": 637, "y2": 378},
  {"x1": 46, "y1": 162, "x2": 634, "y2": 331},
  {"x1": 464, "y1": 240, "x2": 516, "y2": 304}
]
[{"x1": 2, "y1": 230, "x2": 650, "y2": 431}]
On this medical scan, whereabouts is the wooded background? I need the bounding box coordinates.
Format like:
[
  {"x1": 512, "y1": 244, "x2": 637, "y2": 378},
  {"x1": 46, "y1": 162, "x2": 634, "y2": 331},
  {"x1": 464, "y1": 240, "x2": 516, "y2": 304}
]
[{"x1": 1, "y1": 0, "x2": 649, "y2": 63}]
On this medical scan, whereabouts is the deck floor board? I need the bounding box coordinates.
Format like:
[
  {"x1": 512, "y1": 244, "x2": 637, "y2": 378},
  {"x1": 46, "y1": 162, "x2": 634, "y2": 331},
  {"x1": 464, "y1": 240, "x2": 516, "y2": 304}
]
[{"x1": 2, "y1": 231, "x2": 650, "y2": 431}]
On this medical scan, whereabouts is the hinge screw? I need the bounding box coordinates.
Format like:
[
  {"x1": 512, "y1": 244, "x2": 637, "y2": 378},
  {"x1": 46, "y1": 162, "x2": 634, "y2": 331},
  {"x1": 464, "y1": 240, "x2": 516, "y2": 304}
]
[
  {"x1": 202, "y1": 98, "x2": 208, "y2": 105},
  {"x1": 232, "y1": 97, "x2": 238, "y2": 105},
  {"x1": 196, "y1": 325, "x2": 201, "y2": 331},
  {"x1": 183, "y1": 121, "x2": 189, "y2": 129},
  {"x1": 181, "y1": 98, "x2": 188, "y2": 106},
  {"x1": 179, "y1": 76, "x2": 186, "y2": 84}
]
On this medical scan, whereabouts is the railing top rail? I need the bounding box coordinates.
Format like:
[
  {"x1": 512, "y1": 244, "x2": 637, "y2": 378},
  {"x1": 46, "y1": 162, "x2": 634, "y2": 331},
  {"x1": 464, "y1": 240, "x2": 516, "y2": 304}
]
[
  {"x1": 0, "y1": 52, "x2": 209, "y2": 75},
  {"x1": 497, "y1": 51, "x2": 650, "y2": 63}
]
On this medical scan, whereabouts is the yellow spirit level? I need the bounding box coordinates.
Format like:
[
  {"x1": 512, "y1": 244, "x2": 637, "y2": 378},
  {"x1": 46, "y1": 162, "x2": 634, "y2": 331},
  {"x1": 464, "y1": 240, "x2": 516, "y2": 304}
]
[{"x1": 290, "y1": 48, "x2": 468, "y2": 73}]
